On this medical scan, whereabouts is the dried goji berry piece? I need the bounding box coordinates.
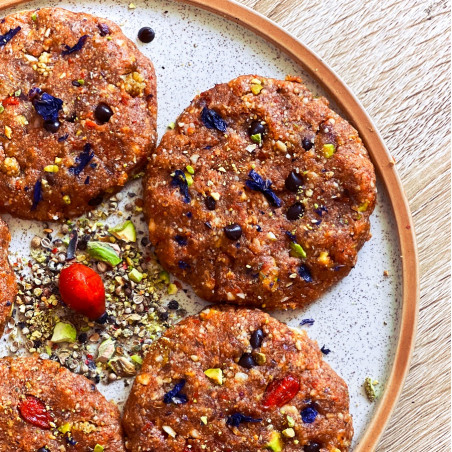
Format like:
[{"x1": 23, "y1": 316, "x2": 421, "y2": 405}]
[
  {"x1": 18, "y1": 395, "x2": 52, "y2": 429},
  {"x1": 2, "y1": 96, "x2": 19, "y2": 106},
  {"x1": 262, "y1": 375, "x2": 300, "y2": 409}
]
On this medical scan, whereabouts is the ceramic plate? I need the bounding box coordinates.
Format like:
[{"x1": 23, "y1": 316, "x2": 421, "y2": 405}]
[{"x1": 0, "y1": 0, "x2": 418, "y2": 450}]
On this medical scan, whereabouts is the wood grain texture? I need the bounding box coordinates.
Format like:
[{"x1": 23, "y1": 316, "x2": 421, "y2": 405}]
[{"x1": 235, "y1": 0, "x2": 450, "y2": 450}]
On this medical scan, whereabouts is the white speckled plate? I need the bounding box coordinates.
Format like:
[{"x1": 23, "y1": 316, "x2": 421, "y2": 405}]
[{"x1": 0, "y1": 0, "x2": 418, "y2": 450}]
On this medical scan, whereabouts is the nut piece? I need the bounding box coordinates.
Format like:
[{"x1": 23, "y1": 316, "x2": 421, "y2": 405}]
[{"x1": 1, "y1": 157, "x2": 20, "y2": 176}]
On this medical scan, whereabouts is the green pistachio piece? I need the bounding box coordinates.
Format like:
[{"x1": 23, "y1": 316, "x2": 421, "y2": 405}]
[
  {"x1": 184, "y1": 172, "x2": 194, "y2": 187},
  {"x1": 97, "y1": 338, "x2": 115, "y2": 363},
  {"x1": 159, "y1": 271, "x2": 170, "y2": 284},
  {"x1": 204, "y1": 368, "x2": 223, "y2": 385},
  {"x1": 250, "y1": 133, "x2": 262, "y2": 145},
  {"x1": 108, "y1": 220, "x2": 136, "y2": 242},
  {"x1": 290, "y1": 241, "x2": 307, "y2": 259},
  {"x1": 322, "y1": 143, "x2": 336, "y2": 158},
  {"x1": 58, "y1": 422, "x2": 72, "y2": 434},
  {"x1": 128, "y1": 268, "x2": 143, "y2": 283},
  {"x1": 186, "y1": 165, "x2": 195, "y2": 175},
  {"x1": 265, "y1": 431, "x2": 283, "y2": 452},
  {"x1": 93, "y1": 445, "x2": 104, "y2": 452},
  {"x1": 87, "y1": 241, "x2": 121, "y2": 266},
  {"x1": 131, "y1": 354, "x2": 143, "y2": 365},
  {"x1": 51, "y1": 322, "x2": 76, "y2": 343},
  {"x1": 364, "y1": 377, "x2": 379, "y2": 402}
]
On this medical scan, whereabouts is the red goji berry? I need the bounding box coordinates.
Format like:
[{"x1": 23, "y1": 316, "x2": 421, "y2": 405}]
[
  {"x1": 262, "y1": 375, "x2": 300, "y2": 409},
  {"x1": 2, "y1": 96, "x2": 19, "y2": 106},
  {"x1": 18, "y1": 395, "x2": 52, "y2": 429}
]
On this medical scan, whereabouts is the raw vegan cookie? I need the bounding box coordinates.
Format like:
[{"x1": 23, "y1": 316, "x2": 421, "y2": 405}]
[
  {"x1": 0, "y1": 7, "x2": 157, "y2": 221},
  {"x1": 0, "y1": 356, "x2": 125, "y2": 451},
  {"x1": 123, "y1": 306, "x2": 353, "y2": 452},
  {"x1": 0, "y1": 218, "x2": 17, "y2": 336},
  {"x1": 143, "y1": 75, "x2": 376, "y2": 310}
]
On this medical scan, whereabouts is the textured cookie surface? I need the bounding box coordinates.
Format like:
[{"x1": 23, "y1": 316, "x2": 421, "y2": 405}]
[
  {"x1": 123, "y1": 306, "x2": 353, "y2": 451},
  {"x1": 144, "y1": 75, "x2": 376, "y2": 310},
  {"x1": 0, "y1": 356, "x2": 125, "y2": 451},
  {"x1": 0, "y1": 219, "x2": 16, "y2": 336},
  {"x1": 0, "y1": 7, "x2": 157, "y2": 220}
]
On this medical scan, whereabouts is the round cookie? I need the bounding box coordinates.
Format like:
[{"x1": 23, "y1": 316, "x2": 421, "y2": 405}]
[
  {"x1": 0, "y1": 8, "x2": 157, "y2": 221},
  {"x1": 0, "y1": 218, "x2": 17, "y2": 336},
  {"x1": 143, "y1": 75, "x2": 376, "y2": 310},
  {"x1": 0, "y1": 356, "x2": 125, "y2": 451},
  {"x1": 123, "y1": 306, "x2": 353, "y2": 451}
]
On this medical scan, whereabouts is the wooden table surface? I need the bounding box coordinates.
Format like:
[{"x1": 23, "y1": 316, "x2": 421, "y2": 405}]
[{"x1": 236, "y1": 0, "x2": 450, "y2": 450}]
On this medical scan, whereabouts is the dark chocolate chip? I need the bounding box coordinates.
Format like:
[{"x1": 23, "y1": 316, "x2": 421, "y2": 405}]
[
  {"x1": 205, "y1": 195, "x2": 216, "y2": 210},
  {"x1": 250, "y1": 329, "x2": 264, "y2": 348},
  {"x1": 224, "y1": 223, "x2": 242, "y2": 241},
  {"x1": 303, "y1": 443, "x2": 322, "y2": 452},
  {"x1": 285, "y1": 170, "x2": 303, "y2": 192},
  {"x1": 248, "y1": 120, "x2": 265, "y2": 137},
  {"x1": 286, "y1": 202, "x2": 305, "y2": 220},
  {"x1": 94, "y1": 103, "x2": 113, "y2": 124},
  {"x1": 302, "y1": 137, "x2": 314, "y2": 150},
  {"x1": 43, "y1": 119, "x2": 60, "y2": 133},
  {"x1": 238, "y1": 353, "x2": 256, "y2": 369},
  {"x1": 168, "y1": 300, "x2": 179, "y2": 310},
  {"x1": 96, "y1": 312, "x2": 108, "y2": 324},
  {"x1": 138, "y1": 27, "x2": 155, "y2": 43}
]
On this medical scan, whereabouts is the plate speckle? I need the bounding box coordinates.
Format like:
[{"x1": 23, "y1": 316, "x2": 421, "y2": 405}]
[{"x1": 0, "y1": 0, "x2": 402, "y2": 447}]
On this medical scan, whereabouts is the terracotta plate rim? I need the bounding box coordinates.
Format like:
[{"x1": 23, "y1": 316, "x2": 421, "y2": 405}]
[{"x1": 0, "y1": 0, "x2": 420, "y2": 450}]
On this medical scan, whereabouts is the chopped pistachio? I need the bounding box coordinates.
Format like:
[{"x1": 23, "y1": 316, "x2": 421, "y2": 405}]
[
  {"x1": 364, "y1": 377, "x2": 379, "y2": 402},
  {"x1": 287, "y1": 415, "x2": 295, "y2": 427},
  {"x1": 322, "y1": 143, "x2": 336, "y2": 158},
  {"x1": 129, "y1": 268, "x2": 143, "y2": 283},
  {"x1": 93, "y1": 445, "x2": 104, "y2": 452},
  {"x1": 87, "y1": 241, "x2": 121, "y2": 266},
  {"x1": 358, "y1": 201, "x2": 369, "y2": 212},
  {"x1": 159, "y1": 271, "x2": 170, "y2": 284},
  {"x1": 62, "y1": 195, "x2": 71, "y2": 205},
  {"x1": 167, "y1": 283, "x2": 178, "y2": 295},
  {"x1": 204, "y1": 368, "x2": 223, "y2": 385},
  {"x1": 97, "y1": 338, "x2": 115, "y2": 363},
  {"x1": 45, "y1": 165, "x2": 59, "y2": 173},
  {"x1": 265, "y1": 431, "x2": 283, "y2": 452},
  {"x1": 282, "y1": 428, "x2": 295, "y2": 438},
  {"x1": 109, "y1": 220, "x2": 136, "y2": 242},
  {"x1": 131, "y1": 354, "x2": 143, "y2": 365},
  {"x1": 185, "y1": 172, "x2": 194, "y2": 186},
  {"x1": 253, "y1": 352, "x2": 266, "y2": 365},
  {"x1": 250, "y1": 133, "x2": 262, "y2": 145},
  {"x1": 31, "y1": 12, "x2": 37, "y2": 21},
  {"x1": 108, "y1": 357, "x2": 136, "y2": 376},
  {"x1": 186, "y1": 165, "x2": 195, "y2": 175},
  {"x1": 168, "y1": 122, "x2": 175, "y2": 129},
  {"x1": 290, "y1": 242, "x2": 307, "y2": 259},
  {"x1": 77, "y1": 79, "x2": 85, "y2": 85},
  {"x1": 51, "y1": 322, "x2": 76, "y2": 343},
  {"x1": 251, "y1": 84, "x2": 263, "y2": 95},
  {"x1": 0, "y1": 105, "x2": 4, "y2": 114},
  {"x1": 58, "y1": 422, "x2": 72, "y2": 434}
]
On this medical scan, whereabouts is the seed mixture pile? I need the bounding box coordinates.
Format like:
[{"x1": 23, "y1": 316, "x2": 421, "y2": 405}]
[{"x1": 6, "y1": 192, "x2": 183, "y2": 385}]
